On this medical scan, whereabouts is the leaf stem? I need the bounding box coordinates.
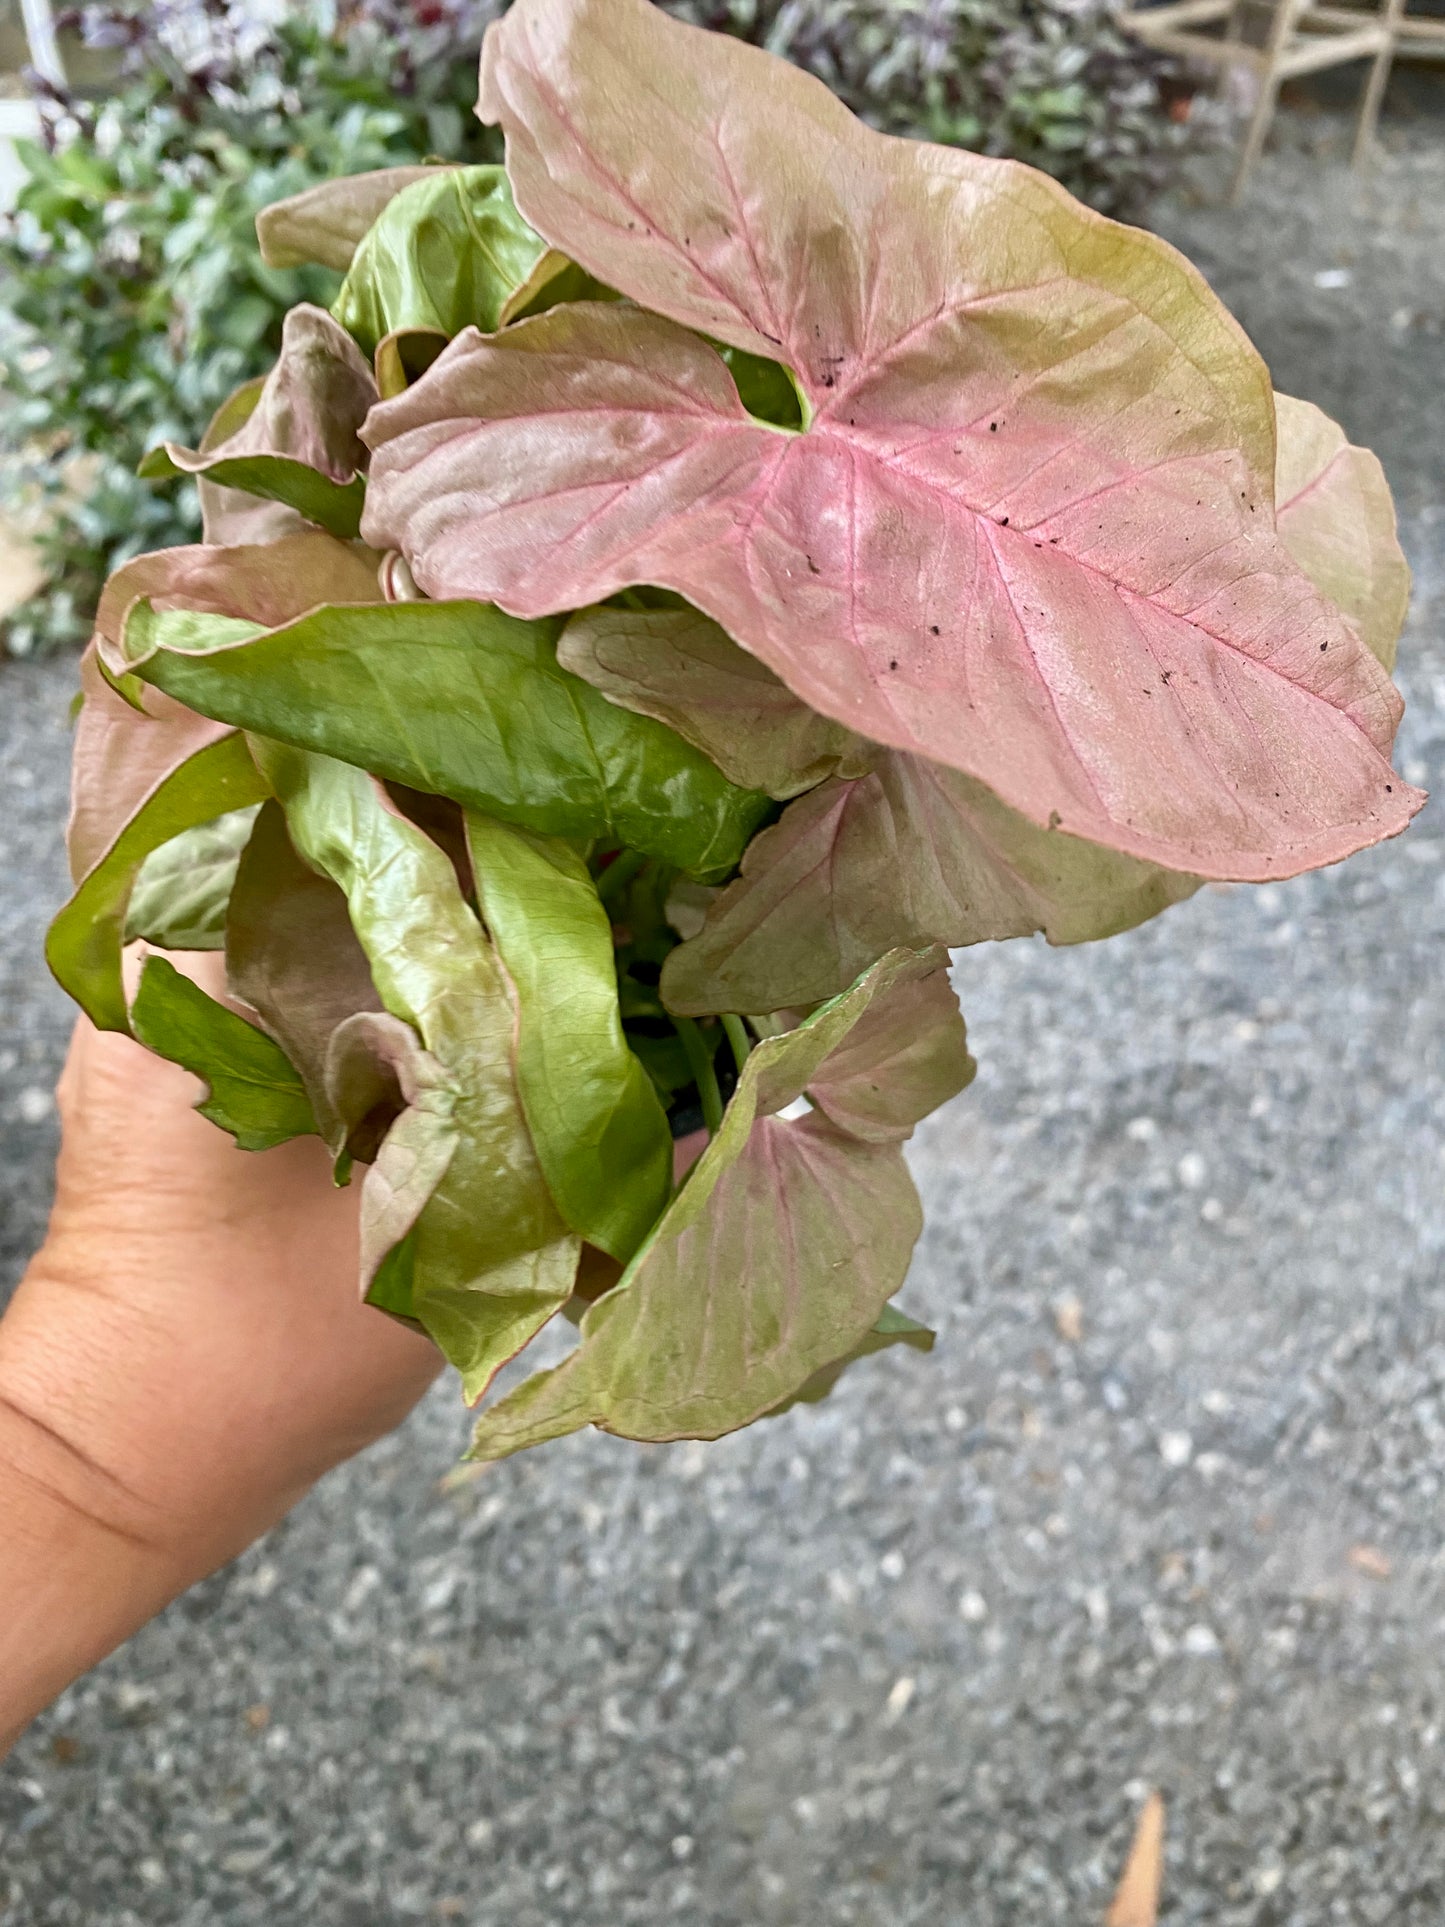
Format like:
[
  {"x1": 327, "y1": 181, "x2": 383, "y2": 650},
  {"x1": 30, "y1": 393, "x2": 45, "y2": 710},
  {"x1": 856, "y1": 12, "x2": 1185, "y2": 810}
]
[
  {"x1": 721, "y1": 1013, "x2": 752, "y2": 1078},
  {"x1": 597, "y1": 848, "x2": 646, "y2": 905},
  {"x1": 674, "y1": 1016, "x2": 724, "y2": 1138}
]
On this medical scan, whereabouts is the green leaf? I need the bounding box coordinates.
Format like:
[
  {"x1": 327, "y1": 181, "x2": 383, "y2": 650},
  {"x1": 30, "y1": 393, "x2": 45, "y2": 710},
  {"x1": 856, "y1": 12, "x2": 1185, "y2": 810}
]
[
  {"x1": 62, "y1": 533, "x2": 383, "y2": 1016},
  {"x1": 114, "y1": 598, "x2": 772, "y2": 881},
  {"x1": 366, "y1": 1226, "x2": 421, "y2": 1325},
  {"x1": 126, "y1": 805, "x2": 260, "y2": 951},
  {"x1": 139, "y1": 448, "x2": 367, "y2": 541},
  {"x1": 465, "y1": 814, "x2": 672, "y2": 1262},
  {"x1": 467, "y1": 948, "x2": 972, "y2": 1459},
  {"x1": 129, "y1": 954, "x2": 317, "y2": 1152},
  {"x1": 763, "y1": 1303, "x2": 935, "y2": 1417},
  {"x1": 257, "y1": 744, "x2": 579, "y2": 1401},
  {"x1": 557, "y1": 605, "x2": 875, "y2": 799},
  {"x1": 47, "y1": 731, "x2": 270, "y2": 1034},
  {"x1": 333, "y1": 165, "x2": 567, "y2": 356}
]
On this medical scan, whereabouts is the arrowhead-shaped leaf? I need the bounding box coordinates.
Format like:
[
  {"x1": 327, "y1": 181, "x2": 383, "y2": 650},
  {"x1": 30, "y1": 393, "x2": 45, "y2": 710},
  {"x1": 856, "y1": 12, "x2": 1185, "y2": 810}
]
[
  {"x1": 1275, "y1": 392, "x2": 1409, "y2": 674},
  {"x1": 362, "y1": 0, "x2": 1418, "y2": 883},
  {"x1": 139, "y1": 306, "x2": 376, "y2": 541},
  {"x1": 258, "y1": 745, "x2": 579, "y2": 1400},
  {"x1": 129, "y1": 954, "x2": 317, "y2": 1152},
  {"x1": 467, "y1": 948, "x2": 971, "y2": 1459},
  {"x1": 624, "y1": 384, "x2": 1411, "y2": 1011},
  {"x1": 256, "y1": 165, "x2": 447, "y2": 271},
  {"x1": 333, "y1": 164, "x2": 573, "y2": 357},
  {"x1": 110, "y1": 597, "x2": 771, "y2": 880},
  {"x1": 464, "y1": 814, "x2": 673, "y2": 1261},
  {"x1": 662, "y1": 747, "x2": 1203, "y2": 1013}
]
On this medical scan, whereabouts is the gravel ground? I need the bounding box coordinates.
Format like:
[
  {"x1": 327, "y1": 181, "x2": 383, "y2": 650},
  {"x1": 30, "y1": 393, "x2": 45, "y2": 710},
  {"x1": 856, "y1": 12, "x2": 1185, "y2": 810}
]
[{"x1": 4, "y1": 113, "x2": 1445, "y2": 1926}]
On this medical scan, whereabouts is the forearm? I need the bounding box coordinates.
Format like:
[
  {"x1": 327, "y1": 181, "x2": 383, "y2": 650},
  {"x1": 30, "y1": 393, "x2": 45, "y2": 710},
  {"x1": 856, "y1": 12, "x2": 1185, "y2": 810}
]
[
  {"x1": 0, "y1": 1017, "x2": 441, "y2": 1756},
  {"x1": 0, "y1": 1235, "x2": 334, "y2": 1755},
  {"x1": 0, "y1": 1227, "x2": 323, "y2": 1756}
]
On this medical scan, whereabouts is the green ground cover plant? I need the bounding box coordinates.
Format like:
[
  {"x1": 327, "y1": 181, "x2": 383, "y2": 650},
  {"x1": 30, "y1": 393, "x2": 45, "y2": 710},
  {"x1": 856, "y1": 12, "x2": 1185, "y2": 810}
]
[{"x1": 49, "y1": 0, "x2": 1415, "y2": 1463}]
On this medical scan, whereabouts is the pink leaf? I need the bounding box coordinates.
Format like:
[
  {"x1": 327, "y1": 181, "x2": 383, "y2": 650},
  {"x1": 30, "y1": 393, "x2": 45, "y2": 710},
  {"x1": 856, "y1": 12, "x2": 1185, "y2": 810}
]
[
  {"x1": 362, "y1": 0, "x2": 1419, "y2": 880},
  {"x1": 660, "y1": 750, "x2": 1200, "y2": 1015}
]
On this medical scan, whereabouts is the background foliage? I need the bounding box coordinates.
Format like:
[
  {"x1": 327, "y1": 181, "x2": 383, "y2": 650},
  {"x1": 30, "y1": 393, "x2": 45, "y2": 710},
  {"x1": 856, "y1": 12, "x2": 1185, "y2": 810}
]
[{"x1": 0, "y1": 0, "x2": 1184, "y2": 654}]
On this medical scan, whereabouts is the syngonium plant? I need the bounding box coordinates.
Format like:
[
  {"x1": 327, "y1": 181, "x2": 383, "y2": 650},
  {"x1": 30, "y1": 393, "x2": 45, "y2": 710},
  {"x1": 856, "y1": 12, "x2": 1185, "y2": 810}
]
[{"x1": 49, "y1": 0, "x2": 1418, "y2": 1464}]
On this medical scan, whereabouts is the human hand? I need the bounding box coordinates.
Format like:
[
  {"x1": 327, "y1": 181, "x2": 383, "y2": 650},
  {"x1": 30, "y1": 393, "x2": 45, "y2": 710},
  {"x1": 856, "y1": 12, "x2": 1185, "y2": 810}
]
[{"x1": 0, "y1": 959, "x2": 441, "y2": 1752}]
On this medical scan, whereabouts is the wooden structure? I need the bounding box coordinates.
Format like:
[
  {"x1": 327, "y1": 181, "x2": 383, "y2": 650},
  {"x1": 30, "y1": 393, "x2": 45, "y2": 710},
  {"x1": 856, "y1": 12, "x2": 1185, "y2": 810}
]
[
  {"x1": 1124, "y1": 0, "x2": 1412, "y2": 200},
  {"x1": 16, "y1": 0, "x2": 63, "y2": 84}
]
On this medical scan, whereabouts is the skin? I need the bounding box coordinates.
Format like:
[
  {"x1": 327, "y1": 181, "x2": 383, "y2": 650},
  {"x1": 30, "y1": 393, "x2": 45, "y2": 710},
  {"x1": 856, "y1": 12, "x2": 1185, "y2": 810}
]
[
  {"x1": 0, "y1": 1007, "x2": 441, "y2": 1756},
  {"x1": 0, "y1": 958, "x2": 710, "y2": 1757}
]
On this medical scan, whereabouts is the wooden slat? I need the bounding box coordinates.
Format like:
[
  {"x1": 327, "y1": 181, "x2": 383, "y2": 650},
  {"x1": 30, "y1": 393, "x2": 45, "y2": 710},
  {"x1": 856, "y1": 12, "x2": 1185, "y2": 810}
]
[
  {"x1": 1278, "y1": 24, "x2": 1387, "y2": 67},
  {"x1": 1121, "y1": 0, "x2": 1233, "y2": 25},
  {"x1": 1127, "y1": 19, "x2": 1269, "y2": 58}
]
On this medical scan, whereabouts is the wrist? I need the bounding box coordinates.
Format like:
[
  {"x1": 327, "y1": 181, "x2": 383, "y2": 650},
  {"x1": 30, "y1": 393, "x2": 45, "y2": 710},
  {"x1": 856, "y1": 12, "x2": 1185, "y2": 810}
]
[{"x1": 0, "y1": 1327, "x2": 187, "y2": 1755}]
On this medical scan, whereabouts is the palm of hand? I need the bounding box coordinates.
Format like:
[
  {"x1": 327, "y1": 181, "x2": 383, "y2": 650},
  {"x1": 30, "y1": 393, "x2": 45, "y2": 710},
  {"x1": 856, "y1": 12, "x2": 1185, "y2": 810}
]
[{"x1": 1, "y1": 1007, "x2": 440, "y2": 1581}]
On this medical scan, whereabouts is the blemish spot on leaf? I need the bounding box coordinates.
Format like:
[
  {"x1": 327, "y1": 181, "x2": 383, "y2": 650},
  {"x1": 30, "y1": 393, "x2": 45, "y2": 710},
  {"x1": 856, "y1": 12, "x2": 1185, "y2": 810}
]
[
  {"x1": 1047, "y1": 809, "x2": 1062, "y2": 830},
  {"x1": 929, "y1": 625, "x2": 940, "y2": 636}
]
